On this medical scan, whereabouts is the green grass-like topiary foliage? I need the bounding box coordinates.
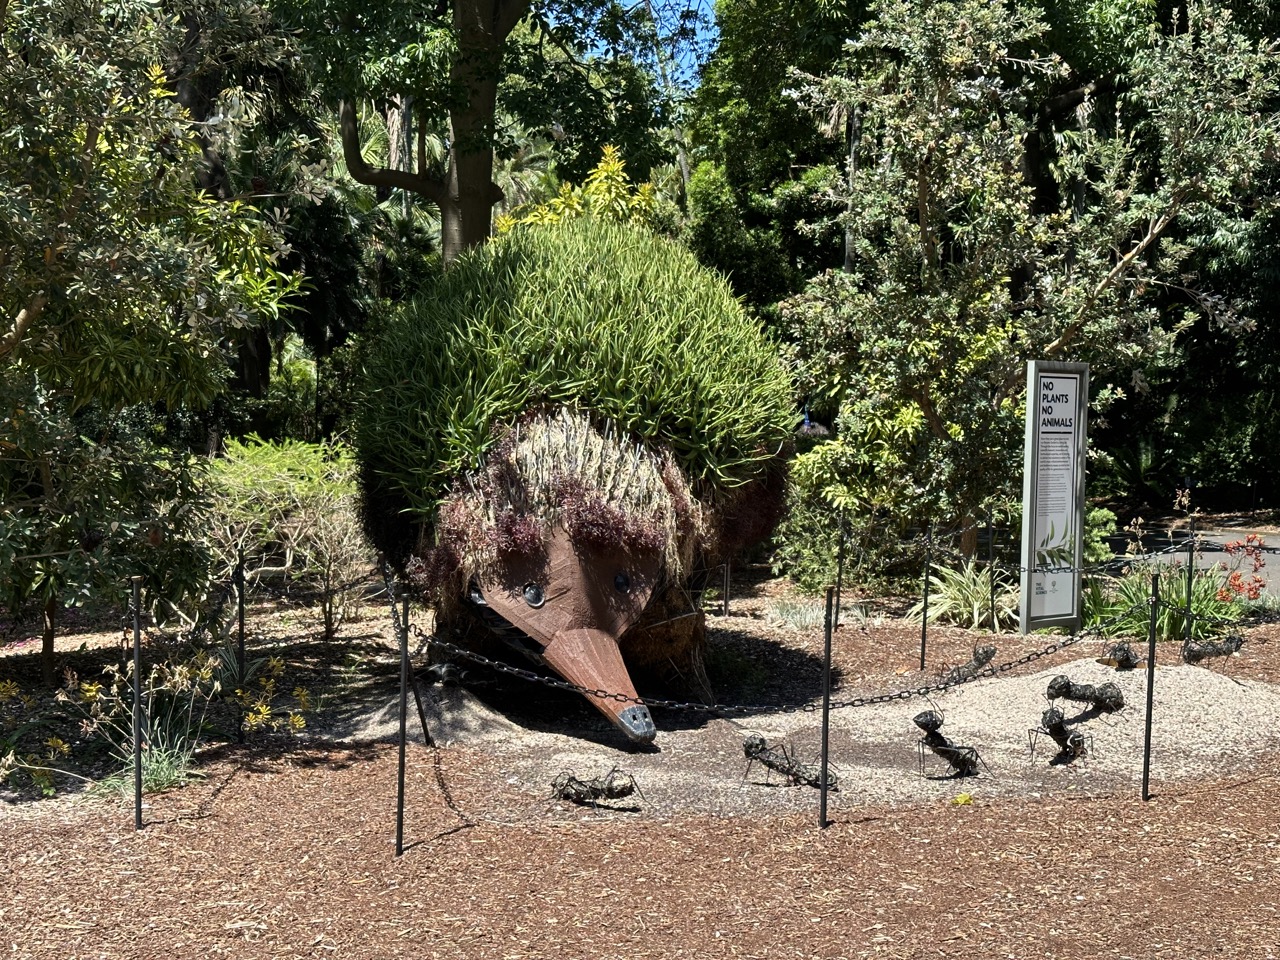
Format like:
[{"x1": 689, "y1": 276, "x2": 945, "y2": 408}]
[{"x1": 356, "y1": 218, "x2": 795, "y2": 564}]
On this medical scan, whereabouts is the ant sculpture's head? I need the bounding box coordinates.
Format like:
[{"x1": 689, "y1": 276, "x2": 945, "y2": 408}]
[
  {"x1": 742, "y1": 734, "x2": 767, "y2": 758},
  {"x1": 1046, "y1": 674, "x2": 1073, "y2": 700},
  {"x1": 1042, "y1": 705, "x2": 1066, "y2": 730},
  {"x1": 913, "y1": 710, "x2": 944, "y2": 733}
]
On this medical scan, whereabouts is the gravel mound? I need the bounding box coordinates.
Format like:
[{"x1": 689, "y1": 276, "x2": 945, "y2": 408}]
[{"x1": 343, "y1": 653, "x2": 1280, "y2": 821}]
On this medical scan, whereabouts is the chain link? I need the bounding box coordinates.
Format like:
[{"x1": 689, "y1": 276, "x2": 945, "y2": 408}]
[
  {"x1": 401, "y1": 597, "x2": 1154, "y2": 717},
  {"x1": 922, "y1": 535, "x2": 1198, "y2": 578}
]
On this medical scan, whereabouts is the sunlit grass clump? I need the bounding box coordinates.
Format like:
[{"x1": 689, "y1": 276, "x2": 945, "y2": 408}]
[{"x1": 356, "y1": 217, "x2": 795, "y2": 563}]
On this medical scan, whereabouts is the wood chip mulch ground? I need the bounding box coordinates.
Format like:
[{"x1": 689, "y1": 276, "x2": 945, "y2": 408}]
[
  {"x1": 3, "y1": 742, "x2": 1279, "y2": 960},
  {"x1": 4, "y1": 571, "x2": 1280, "y2": 959}
]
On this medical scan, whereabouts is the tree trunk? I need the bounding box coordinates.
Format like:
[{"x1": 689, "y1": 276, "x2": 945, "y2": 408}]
[
  {"x1": 441, "y1": 17, "x2": 506, "y2": 263},
  {"x1": 41, "y1": 596, "x2": 56, "y2": 687},
  {"x1": 387, "y1": 96, "x2": 414, "y2": 174},
  {"x1": 337, "y1": 0, "x2": 524, "y2": 264}
]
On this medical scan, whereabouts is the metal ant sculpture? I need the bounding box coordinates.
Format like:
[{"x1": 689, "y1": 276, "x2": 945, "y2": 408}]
[
  {"x1": 1045, "y1": 675, "x2": 1125, "y2": 714},
  {"x1": 912, "y1": 709, "x2": 986, "y2": 778},
  {"x1": 1182, "y1": 634, "x2": 1244, "y2": 664},
  {"x1": 551, "y1": 767, "x2": 642, "y2": 807},
  {"x1": 742, "y1": 735, "x2": 838, "y2": 790},
  {"x1": 1028, "y1": 705, "x2": 1091, "y2": 765},
  {"x1": 942, "y1": 644, "x2": 997, "y2": 685},
  {"x1": 1096, "y1": 641, "x2": 1143, "y2": 671}
]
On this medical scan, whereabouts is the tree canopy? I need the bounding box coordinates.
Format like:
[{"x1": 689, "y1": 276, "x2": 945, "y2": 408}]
[
  {"x1": 778, "y1": 0, "x2": 1280, "y2": 550},
  {"x1": 0, "y1": 0, "x2": 299, "y2": 679}
]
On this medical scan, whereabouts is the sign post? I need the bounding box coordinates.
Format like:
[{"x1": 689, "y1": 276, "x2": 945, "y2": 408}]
[{"x1": 1019, "y1": 361, "x2": 1090, "y2": 634}]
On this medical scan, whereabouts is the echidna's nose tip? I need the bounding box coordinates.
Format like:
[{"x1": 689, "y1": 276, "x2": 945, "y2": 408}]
[{"x1": 617, "y1": 703, "x2": 656, "y2": 743}]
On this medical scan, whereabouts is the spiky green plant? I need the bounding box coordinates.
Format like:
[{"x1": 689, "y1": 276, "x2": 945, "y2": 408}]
[
  {"x1": 1084, "y1": 566, "x2": 1241, "y2": 643},
  {"x1": 356, "y1": 217, "x2": 795, "y2": 563},
  {"x1": 908, "y1": 559, "x2": 1019, "y2": 630}
]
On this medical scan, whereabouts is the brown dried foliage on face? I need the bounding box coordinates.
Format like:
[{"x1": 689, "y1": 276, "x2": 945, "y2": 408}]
[
  {"x1": 552, "y1": 474, "x2": 666, "y2": 555},
  {"x1": 494, "y1": 508, "x2": 545, "y2": 557}
]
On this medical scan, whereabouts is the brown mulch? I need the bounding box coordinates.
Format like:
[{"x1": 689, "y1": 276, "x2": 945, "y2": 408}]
[
  {"x1": 4, "y1": 571, "x2": 1280, "y2": 959},
  {"x1": 2, "y1": 742, "x2": 1279, "y2": 959}
]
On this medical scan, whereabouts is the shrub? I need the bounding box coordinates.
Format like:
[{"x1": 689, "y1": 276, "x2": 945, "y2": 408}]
[
  {"x1": 206, "y1": 437, "x2": 373, "y2": 637},
  {"x1": 1, "y1": 647, "x2": 310, "y2": 798},
  {"x1": 908, "y1": 559, "x2": 1019, "y2": 631},
  {"x1": 770, "y1": 484, "x2": 844, "y2": 593},
  {"x1": 1084, "y1": 562, "x2": 1254, "y2": 643},
  {"x1": 1083, "y1": 505, "x2": 1119, "y2": 565},
  {"x1": 495, "y1": 145, "x2": 656, "y2": 233},
  {"x1": 767, "y1": 598, "x2": 829, "y2": 631}
]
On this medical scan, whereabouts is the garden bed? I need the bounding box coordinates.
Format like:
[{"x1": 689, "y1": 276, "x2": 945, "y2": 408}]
[{"x1": 3, "y1": 568, "x2": 1280, "y2": 958}]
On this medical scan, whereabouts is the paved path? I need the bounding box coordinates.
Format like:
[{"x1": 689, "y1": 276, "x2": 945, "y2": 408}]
[{"x1": 1105, "y1": 524, "x2": 1277, "y2": 595}]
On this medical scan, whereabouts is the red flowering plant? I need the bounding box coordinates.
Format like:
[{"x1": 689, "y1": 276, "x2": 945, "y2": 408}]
[
  {"x1": 1086, "y1": 522, "x2": 1263, "y2": 643},
  {"x1": 1217, "y1": 535, "x2": 1267, "y2": 604}
]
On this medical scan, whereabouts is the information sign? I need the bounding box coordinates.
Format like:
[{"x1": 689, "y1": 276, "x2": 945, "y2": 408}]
[{"x1": 1019, "y1": 361, "x2": 1090, "y2": 633}]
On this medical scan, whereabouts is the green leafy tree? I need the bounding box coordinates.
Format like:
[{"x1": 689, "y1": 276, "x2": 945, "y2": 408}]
[
  {"x1": 781, "y1": 0, "x2": 1280, "y2": 555},
  {"x1": 0, "y1": 0, "x2": 299, "y2": 682},
  {"x1": 683, "y1": 161, "x2": 843, "y2": 312},
  {"x1": 690, "y1": 0, "x2": 864, "y2": 196},
  {"x1": 276, "y1": 0, "x2": 680, "y2": 263},
  {"x1": 682, "y1": 0, "x2": 860, "y2": 306}
]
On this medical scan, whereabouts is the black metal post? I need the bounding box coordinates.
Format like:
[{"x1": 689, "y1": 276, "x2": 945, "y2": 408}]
[
  {"x1": 236, "y1": 549, "x2": 246, "y2": 745},
  {"x1": 410, "y1": 675, "x2": 436, "y2": 749},
  {"x1": 1141, "y1": 573, "x2": 1159, "y2": 801},
  {"x1": 819, "y1": 586, "x2": 834, "y2": 829},
  {"x1": 395, "y1": 588, "x2": 409, "y2": 857},
  {"x1": 131, "y1": 576, "x2": 143, "y2": 831},
  {"x1": 1185, "y1": 528, "x2": 1195, "y2": 648},
  {"x1": 833, "y1": 515, "x2": 848, "y2": 633},
  {"x1": 920, "y1": 521, "x2": 933, "y2": 671},
  {"x1": 722, "y1": 561, "x2": 731, "y2": 618},
  {"x1": 988, "y1": 514, "x2": 998, "y2": 633}
]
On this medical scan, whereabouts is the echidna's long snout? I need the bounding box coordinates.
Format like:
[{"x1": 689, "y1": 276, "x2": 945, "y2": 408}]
[
  {"x1": 541, "y1": 627, "x2": 655, "y2": 743},
  {"x1": 474, "y1": 525, "x2": 663, "y2": 745}
]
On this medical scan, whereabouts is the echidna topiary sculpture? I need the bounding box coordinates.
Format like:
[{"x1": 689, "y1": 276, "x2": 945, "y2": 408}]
[{"x1": 356, "y1": 218, "x2": 795, "y2": 744}]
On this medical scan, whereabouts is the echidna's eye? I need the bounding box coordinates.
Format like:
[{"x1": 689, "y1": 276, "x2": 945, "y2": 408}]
[
  {"x1": 614, "y1": 572, "x2": 631, "y2": 592},
  {"x1": 523, "y1": 583, "x2": 545, "y2": 608}
]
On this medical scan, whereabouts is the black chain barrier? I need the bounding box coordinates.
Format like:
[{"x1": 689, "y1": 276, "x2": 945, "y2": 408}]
[
  {"x1": 1151, "y1": 597, "x2": 1248, "y2": 630},
  {"x1": 401, "y1": 598, "x2": 1152, "y2": 718},
  {"x1": 920, "y1": 534, "x2": 1199, "y2": 578}
]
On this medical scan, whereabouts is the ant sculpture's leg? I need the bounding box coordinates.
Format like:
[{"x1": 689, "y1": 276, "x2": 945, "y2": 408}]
[
  {"x1": 953, "y1": 746, "x2": 979, "y2": 777},
  {"x1": 1028, "y1": 726, "x2": 1043, "y2": 763}
]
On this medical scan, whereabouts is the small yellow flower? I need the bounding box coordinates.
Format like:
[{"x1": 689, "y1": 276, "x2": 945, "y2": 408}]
[
  {"x1": 292, "y1": 686, "x2": 311, "y2": 712},
  {"x1": 266, "y1": 655, "x2": 284, "y2": 678},
  {"x1": 79, "y1": 681, "x2": 102, "y2": 703},
  {"x1": 286, "y1": 712, "x2": 306, "y2": 732},
  {"x1": 0, "y1": 680, "x2": 18, "y2": 702},
  {"x1": 244, "y1": 702, "x2": 272, "y2": 730},
  {"x1": 45, "y1": 737, "x2": 70, "y2": 757}
]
